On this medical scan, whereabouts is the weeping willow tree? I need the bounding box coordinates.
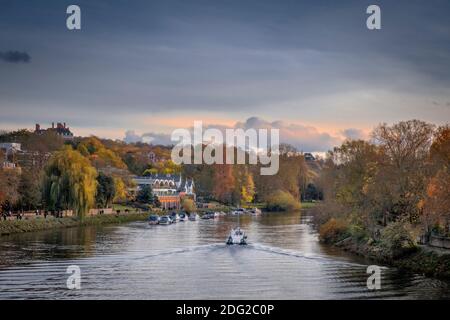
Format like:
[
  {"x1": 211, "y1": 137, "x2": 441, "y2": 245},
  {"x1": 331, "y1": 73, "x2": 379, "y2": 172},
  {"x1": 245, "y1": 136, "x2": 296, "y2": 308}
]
[{"x1": 43, "y1": 146, "x2": 98, "y2": 219}]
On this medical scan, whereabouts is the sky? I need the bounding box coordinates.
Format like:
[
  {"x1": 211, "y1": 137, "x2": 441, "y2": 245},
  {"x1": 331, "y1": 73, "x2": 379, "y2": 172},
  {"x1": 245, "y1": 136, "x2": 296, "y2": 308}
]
[{"x1": 0, "y1": 0, "x2": 449, "y2": 152}]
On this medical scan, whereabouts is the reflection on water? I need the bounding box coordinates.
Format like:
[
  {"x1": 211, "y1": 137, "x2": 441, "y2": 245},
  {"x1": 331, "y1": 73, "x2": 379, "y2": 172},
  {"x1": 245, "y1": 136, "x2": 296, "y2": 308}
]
[{"x1": 0, "y1": 211, "x2": 449, "y2": 299}]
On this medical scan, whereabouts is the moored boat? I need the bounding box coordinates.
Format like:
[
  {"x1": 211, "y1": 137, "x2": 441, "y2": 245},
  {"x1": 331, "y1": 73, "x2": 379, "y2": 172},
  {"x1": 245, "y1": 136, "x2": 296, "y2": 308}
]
[
  {"x1": 148, "y1": 214, "x2": 160, "y2": 225},
  {"x1": 188, "y1": 213, "x2": 198, "y2": 221},
  {"x1": 249, "y1": 208, "x2": 262, "y2": 216}
]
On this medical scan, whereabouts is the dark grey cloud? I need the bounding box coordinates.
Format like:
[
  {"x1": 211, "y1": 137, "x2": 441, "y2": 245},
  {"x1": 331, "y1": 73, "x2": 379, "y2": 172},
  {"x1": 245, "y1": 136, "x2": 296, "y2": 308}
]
[
  {"x1": 0, "y1": 0, "x2": 449, "y2": 132},
  {"x1": 0, "y1": 51, "x2": 30, "y2": 63}
]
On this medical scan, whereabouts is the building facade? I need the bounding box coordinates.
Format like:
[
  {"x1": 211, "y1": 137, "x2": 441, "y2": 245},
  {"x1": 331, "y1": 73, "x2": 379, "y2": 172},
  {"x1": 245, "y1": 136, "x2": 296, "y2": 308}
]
[
  {"x1": 35, "y1": 122, "x2": 74, "y2": 140},
  {"x1": 133, "y1": 174, "x2": 195, "y2": 210}
]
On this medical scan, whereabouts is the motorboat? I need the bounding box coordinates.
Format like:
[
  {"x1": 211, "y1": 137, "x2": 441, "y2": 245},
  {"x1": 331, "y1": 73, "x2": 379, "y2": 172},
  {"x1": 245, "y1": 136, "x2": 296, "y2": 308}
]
[
  {"x1": 201, "y1": 212, "x2": 211, "y2": 220},
  {"x1": 148, "y1": 214, "x2": 160, "y2": 225},
  {"x1": 169, "y1": 212, "x2": 179, "y2": 223},
  {"x1": 179, "y1": 212, "x2": 188, "y2": 221},
  {"x1": 226, "y1": 210, "x2": 247, "y2": 245},
  {"x1": 188, "y1": 213, "x2": 198, "y2": 221},
  {"x1": 226, "y1": 228, "x2": 248, "y2": 245},
  {"x1": 231, "y1": 208, "x2": 246, "y2": 215},
  {"x1": 212, "y1": 211, "x2": 220, "y2": 219},
  {"x1": 159, "y1": 215, "x2": 171, "y2": 225}
]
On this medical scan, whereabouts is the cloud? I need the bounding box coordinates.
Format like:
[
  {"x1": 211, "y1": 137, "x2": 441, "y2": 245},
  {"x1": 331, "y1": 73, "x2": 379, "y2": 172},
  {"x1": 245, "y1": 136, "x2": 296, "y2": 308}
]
[
  {"x1": 341, "y1": 128, "x2": 368, "y2": 140},
  {"x1": 0, "y1": 51, "x2": 31, "y2": 63},
  {"x1": 124, "y1": 116, "x2": 343, "y2": 152},
  {"x1": 124, "y1": 130, "x2": 172, "y2": 145}
]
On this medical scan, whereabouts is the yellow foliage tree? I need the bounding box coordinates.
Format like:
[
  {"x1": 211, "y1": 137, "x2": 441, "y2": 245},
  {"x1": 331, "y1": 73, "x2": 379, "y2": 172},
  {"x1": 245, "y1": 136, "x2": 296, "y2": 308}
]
[{"x1": 43, "y1": 146, "x2": 97, "y2": 218}]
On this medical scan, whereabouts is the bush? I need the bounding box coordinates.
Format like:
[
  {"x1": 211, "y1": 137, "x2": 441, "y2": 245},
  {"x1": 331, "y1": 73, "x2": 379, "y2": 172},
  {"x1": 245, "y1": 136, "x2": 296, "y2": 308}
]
[
  {"x1": 379, "y1": 221, "x2": 418, "y2": 258},
  {"x1": 265, "y1": 190, "x2": 301, "y2": 211},
  {"x1": 181, "y1": 198, "x2": 196, "y2": 213},
  {"x1": 319, "y1": 218, "x2": 349, "y2": 243}
]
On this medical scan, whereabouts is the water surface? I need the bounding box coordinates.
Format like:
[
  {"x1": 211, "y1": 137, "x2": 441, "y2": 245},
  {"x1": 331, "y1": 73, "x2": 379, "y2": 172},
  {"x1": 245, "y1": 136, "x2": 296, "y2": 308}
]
[{"x1": 0, "y1": 211, "x2": 449, "y2": 299}]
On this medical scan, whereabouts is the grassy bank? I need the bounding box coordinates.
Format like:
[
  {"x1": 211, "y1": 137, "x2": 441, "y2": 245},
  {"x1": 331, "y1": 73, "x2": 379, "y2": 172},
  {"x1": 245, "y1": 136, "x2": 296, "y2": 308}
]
[
  {"x1": 331, "y1": 236, "x2": 450, "y2": 279},
  {"x1": 0, "y1": 212, "x2": 149, "y2": 236}
]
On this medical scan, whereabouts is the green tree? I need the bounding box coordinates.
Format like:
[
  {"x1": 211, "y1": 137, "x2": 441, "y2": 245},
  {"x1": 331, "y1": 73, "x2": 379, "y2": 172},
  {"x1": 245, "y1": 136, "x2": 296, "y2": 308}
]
[
  {"x1": 96, "y1": 172, "x2": 116, "y2": 208},
  {"x1": 42, "y1": 147, "x2": 97, "y2": 218},
  {"x1": 136, "y1": 185, "x2": 156, "y2": 204}
]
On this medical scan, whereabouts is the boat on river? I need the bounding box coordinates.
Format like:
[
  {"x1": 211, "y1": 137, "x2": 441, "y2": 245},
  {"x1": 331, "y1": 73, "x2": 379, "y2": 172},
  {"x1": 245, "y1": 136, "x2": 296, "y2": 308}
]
[{"x1": 226, "y1": 211, "x2": 247, "y2": 245}]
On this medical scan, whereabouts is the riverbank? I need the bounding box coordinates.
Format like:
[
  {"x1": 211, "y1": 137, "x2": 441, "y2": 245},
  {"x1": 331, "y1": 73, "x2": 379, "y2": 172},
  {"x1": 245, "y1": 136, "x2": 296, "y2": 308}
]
[
  {"x1": 0, "y1": 212, "x2": 149, "y2": 236},
  {"x1": 330, "y1": 236, "x2": 450, "y2": 279}
]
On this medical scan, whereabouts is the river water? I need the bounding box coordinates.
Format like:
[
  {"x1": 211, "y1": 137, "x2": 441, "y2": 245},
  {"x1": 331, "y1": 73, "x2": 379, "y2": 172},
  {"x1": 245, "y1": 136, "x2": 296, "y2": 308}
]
[{"x1": 0, "y1": 211, "x2": 449, "y2": 299}]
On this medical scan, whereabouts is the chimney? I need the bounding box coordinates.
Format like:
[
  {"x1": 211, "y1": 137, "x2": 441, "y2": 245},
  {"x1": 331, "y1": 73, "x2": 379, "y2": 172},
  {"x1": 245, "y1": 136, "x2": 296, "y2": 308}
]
[
  {"x1": 35, "y1": 124, "x2": 40, "y2": 132},
  {"x1": 52, "y1": 122, "x2": 54, "y2": 129}
]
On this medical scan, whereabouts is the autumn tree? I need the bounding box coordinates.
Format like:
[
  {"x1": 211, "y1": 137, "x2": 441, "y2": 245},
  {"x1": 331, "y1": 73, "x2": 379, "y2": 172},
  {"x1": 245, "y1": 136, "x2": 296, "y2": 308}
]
[
  {"x1": 42, "y1": 147, "x2": 97, "y2": 218},
  {"x1": 18, "y1": 168, "x2": 42, "y2": 210},
  {"x1": 239, "y1": 169, "x2": 255, "y2": 205},
  {"x1": 212, "y1": 164, "x2": 235, "y2": 205},
  {"x1": 113, "y1": 177, "x2": 128, "y2": 203},
  {"x1": 0, "y1": 169, "x2": 20, "y2": 212},
  {"x1": 371, "y1": 120, "x2": 435, "y2": 223},
  {"x1": 422, "y1": 169, "x2": 450, "y2": 234},
  {"x1": 181, "y1": 197, "x2": 196, "y2": 213}
]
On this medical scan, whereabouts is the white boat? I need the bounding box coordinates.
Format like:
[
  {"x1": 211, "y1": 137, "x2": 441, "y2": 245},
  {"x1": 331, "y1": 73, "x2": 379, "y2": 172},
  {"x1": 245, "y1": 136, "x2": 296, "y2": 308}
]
[
  {"x1": 249, "y1": 208, "x2": 262, "y2": 216},
  {"x1": 159, "y1": 215, "x2": 171, "y2": 225},
  {"x1": 188, "y1": 213, "x2": 198, "y2": 221},
  {"x1": 226, "y1": 211, "x2": 247, "y2": 245},
  {"x1": 179, "y1": 212, "x2": 188, "y2": 221},
  {"x1": 231, "y1": 208, "x2": 246, "y2": 215}
]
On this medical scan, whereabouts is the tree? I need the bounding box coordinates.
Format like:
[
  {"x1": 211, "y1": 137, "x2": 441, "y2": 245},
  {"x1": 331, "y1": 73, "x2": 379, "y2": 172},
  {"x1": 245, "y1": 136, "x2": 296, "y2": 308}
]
[
  {"x1": 181, "y1": 197, "x2": 196, "y2": 213},
  {"x1": 96, "y1": 172, "x2": 116, "y2": 208},
  {"x1": 430, "y1": 125, "x2": 450, "y2": 169},
  {"x1": 266, "y1": 190, "x2": 301, "y2": 211},
  {"x1": 18, "y1": 168, "x2": 42, "y2": 210},
  {"x1": 240, "y1": 171, "x2": 255, "y2": 204},
  {"x1": 113, "y1": 177, "x2": 127, "y2": 203},
  {"x1": 212, "y1": 164, "x2": 235, "y2": 204},
  {"x1": 372, "y1": 120, "x2": 435, "y2": 223},
  {"x1": 0, "y1": 169, "x2": 20, "y2": 212},
  {"x1": 42, "y1": 147, "x2": 97, "y2": 218},
  {"x1": 136, "y1": 185, "x2": 156, "y2": 204},
  {"x1": 422, "y1": 169, "x2": 450, "y2": 234}
]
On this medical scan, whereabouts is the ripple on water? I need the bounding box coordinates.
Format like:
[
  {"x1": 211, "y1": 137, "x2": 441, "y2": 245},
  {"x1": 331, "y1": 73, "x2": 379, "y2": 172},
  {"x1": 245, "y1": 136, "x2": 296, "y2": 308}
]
[{"x1": 0, "y1": 212, "x2": 449, "y2": 299}]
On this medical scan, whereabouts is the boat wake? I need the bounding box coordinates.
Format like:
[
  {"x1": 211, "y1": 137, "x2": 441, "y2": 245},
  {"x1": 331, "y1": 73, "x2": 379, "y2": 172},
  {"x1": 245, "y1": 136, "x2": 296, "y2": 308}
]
[
  {"x1": 247, "y1": 243, "x2": 369, "y2": 267},
  {"x1": 131, "y1": 243, "x2": 225, "y2": 261}
]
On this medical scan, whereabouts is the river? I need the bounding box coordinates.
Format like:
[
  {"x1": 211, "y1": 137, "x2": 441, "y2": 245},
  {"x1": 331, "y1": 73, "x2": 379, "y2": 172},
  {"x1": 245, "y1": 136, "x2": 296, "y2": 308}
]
[{"x1": 0, "y1": 210, "x2": 449, "y2": 299}]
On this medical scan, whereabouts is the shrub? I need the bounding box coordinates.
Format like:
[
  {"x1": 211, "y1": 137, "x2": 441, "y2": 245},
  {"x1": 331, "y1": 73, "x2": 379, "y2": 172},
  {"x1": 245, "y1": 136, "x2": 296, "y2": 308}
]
[
  {"x1": 181, "y1": 198, "x2": 196, "y2": 213},
  {"x1": 379, "y1": 221, "x2": 418, "y2": 258},
  {"x1": 265, "y1": 190, "x2": 301, "y2": 211},
  {"x1": 319, "y1": 218, "x2": 349, "y2": 243}
]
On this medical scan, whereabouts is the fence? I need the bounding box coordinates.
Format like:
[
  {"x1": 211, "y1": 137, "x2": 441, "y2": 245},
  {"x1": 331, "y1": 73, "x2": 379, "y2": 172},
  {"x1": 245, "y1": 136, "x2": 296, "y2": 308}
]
[{"x1": 429, "y1": 235, "x2": 450, "y2": 250}]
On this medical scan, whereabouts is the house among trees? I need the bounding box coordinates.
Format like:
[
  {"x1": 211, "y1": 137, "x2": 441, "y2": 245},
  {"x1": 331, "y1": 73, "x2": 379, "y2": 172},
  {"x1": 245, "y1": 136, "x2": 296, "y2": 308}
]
[
  {"x1": 0, "y1": 142, "x2": 21, "y2": 171},
  {"x1": 133, "y1": 174, "x2": 195, "y2": 210},
  {"x1": 35, "y1": 122, "x2": 74, "y2": 140}
]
